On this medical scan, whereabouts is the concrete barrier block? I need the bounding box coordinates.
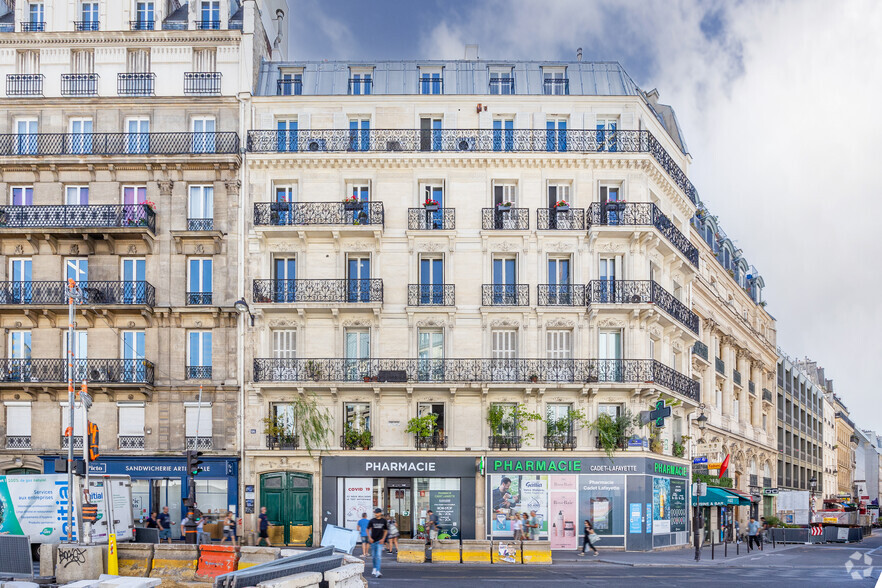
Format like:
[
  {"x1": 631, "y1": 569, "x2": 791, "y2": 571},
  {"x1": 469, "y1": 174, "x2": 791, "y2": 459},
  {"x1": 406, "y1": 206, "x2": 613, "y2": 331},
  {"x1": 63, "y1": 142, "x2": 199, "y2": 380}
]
[
  {"x1": 323, "y1": 563, "x2": 364, "y2": 588},
  {"x1": 460, "y1": 540, "x2": 491, "y2": 564},
  {"x1": 491, "y1": 541, "x2": 522, "y2": 564},
  {"x1": 118, "y1": 543, "x2": 154, "y2": 577},
  {"x1": 236, "y1": 546, "x2": 280, "y2": 570},
  {"x1": 99, "y1": 577, "x2": 162, "y2": 588},
  {"x1": 56, "y1": 545, "x2": 105, "y2": 584},
  {"x1": 521, "y1": 540, "x2": 552, "y2": 565},
  {"x1": 255, "y1": 572, "x2": 322, "y2": 588},
  {"x1": 395, "y1": 539, "x2": 426, "y2": 564},
  {"x1": 278, "y1": 549, "x2": 306, "y2": 558},
  {"x1": 430, "y1": 540, "x2": 461, "y2": 564},
  {"x1": 39, "y1": 543, "x2": 58, "y2": 577},
  {"x1": 148, "y1": 544, "x2": 199, "y2": 588}
]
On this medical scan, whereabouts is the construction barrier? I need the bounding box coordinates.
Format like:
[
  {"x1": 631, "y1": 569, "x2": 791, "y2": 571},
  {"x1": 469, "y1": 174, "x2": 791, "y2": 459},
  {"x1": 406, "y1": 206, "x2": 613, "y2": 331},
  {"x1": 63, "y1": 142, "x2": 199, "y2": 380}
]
[
  {"x1": 149, "y1": 544, "x2": 199, "y2": 587},
  {"x1": 521, "y1": 540, "x2": 552, "y2": 565},
  {"x1": 460, "y1": 540, "x2": 492, "y2": 564},
  {"x1": 237, "y1": 545, "x2": 281, "y2": 570},
  {"x1": 56, "y1": 545, "x2": 105, "y2": 584},
  {"x1": 491, "y1": 540, "x2": 522, "y2": 564},
  {"x1": 396, "y1": 539, "x2": 426, "y2": 563},
  {"x1": 430, "y1": 540, "x2": 461, "y2": 564},
  {"x1": 196, "y1": 544, "x2": 240, "y2": 580},
  {"x1": 118, "y1": 542, "x2": 155, "y2": 577},
  {"x1": 38, "y1": 543, "x2": 58, "y2": 577}
]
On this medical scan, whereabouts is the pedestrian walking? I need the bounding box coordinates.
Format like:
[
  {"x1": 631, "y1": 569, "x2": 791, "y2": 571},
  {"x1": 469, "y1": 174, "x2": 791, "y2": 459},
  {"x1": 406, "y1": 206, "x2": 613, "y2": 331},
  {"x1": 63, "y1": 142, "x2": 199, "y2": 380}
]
[
  {"x1": 368, "y1": 508, "x2": 388, "y2": 578},
  {"x1": 734, "y1": 519, "x2": 741, "y2": 544},
  {"x1": 747, "y1": 517, "x2": 762, "y2": 550},
  {"x1": 385, "y1": 513, "x2": 399, "y2": 554},
  {"x1": 760, "y1": 517, "x2": 770, "y2": 544},
  {"x1": 157, "y1": 506, "x2": 174, "y2": 543},
  {"x1": 521, "y1": 513, "x2": 531, "y2": 540},
  {"x1": 145, "y1": 512, "x2": 158, "y2": 529},
  {"x1": 528, "y1": 510, "x2": 540, "y2": 541},
  {"x1": 578, "y1": 519, "x2": 599, "y2": 556},
  {"x1": 357, "y1": 513, "x2": 370, "y2": 557},
  {"x1": 258, "y1": 506, "x2": 272, "y2": 546},
  {"x1": 426, "y1": 509, "x2": 440, "y2": 543},
  {"x1": 511, "y1": 513, "x2": 523, "y2": 540},
  {"x1": 221, "y1": 511, "x2": 236, "y2": 543}
]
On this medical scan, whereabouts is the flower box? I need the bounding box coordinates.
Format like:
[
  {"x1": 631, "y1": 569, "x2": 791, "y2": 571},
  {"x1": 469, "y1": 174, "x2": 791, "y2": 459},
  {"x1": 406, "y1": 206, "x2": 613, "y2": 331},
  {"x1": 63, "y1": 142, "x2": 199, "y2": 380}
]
[
  {"x1": 343, "y1": 200, "x2": 363, "y2": 211},
  {"x1": 496, "y1": 202, "x2": 513, "y2": 212},
  {"x1": 423, "y1": 200, "x2": 440, "y2": 212},
  {"x1": 553, "y1": 200, "x2": 569, "y2": 212}
]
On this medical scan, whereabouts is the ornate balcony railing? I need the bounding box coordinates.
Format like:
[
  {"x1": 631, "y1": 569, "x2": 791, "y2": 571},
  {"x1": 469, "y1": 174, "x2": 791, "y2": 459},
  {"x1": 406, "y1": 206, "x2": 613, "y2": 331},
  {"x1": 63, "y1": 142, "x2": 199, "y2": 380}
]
[
  {"x1": 74, "y1": 20, "x2": 99, "y2": 31},
  {"x1": 186, "y1": 366, "x2": 212, "y2": 379},
  {"x1": 692, "y1": 340, "x2": 709, "y2": 362},
  {"x1": 407, "y1": 284, "x2": 455, "y2": 306},
  {"x1": 0, "y1": 205, "x2": 156, "y2": 233},
  {"x1": 253, "y1": 279, "x2": 383, "y2": 304},
  {"x1": 482, "y1": 208, "x2": 529, "y2": 230},
  {"x1": 61, "y1": 73, "x2": 98, "y2": 96},
  {"x1": 21, "y1": 21, "x2": 45, "y2": 32},
  {"x1": 188, "y1": 218, "x2": 214, "y2": 231},
  {"x1": 266, "y1": 434, "x2": 299, "y2": 449},
  {"x1": 347, "y1": 78, "x2": 372, "y2": 95},
  {"x1": 536, "y1": 207, "x2": 585, "y2": 230},
  {"x1": 544, "y1": 435, "x2": 576, "y2": 450},
  {"x1": 61, "y1": 436, "x2": 84, "y2": 450},
  {"x1": 118, "y1": 435, "x2": 145, "y2": 450},
  {"x1": 0, "y1": 132, "x2": 239, "y2": 156},
  {"x1": 195, "y1": 20, "x2": 221, "y2": 30},
  {"x1": 0, "y1": 280, "x2": 155, "y2": 306},
  {"x1": 585, "y1": 280, "x2": 699, "y2": 334},
  {"x1": 277, "y1": 79, "x2": 303, "y2": 95},
  {"x1": 0, "y1": 358, "x2": 154, "y2": 384},
  {"x1": 407, "y1": 207, "x2": 455, "y2": 230},
  {"x1": 118, "y1": 72, "x2": 155, "y2": 96},
  {"x1": 489, "y1": 435, "x2": 521, "y2": 450},
  {"x1": 543, "y1": 79, "x2": 569, "y2": 95},
  {"x1": 130, "y1": 20, "x2": 155, "y2": 30},
  {"x1": 186, "y1": 436, "x2": 212, "y2": 450},
  {"x1": 6, "y1": 435, "x2": 31, "y2": 449},
  {"x1": 715, "y1": 357, "x2": 725, "y2": 375},
  {"x1": 184, "y1": 72, "x2": 222, "y2": 95},
  {"x1": 733, "y1": 369, "x2": 742, "y2": 386},
  {"x1": 414, "y1": 435, "x2": 447, "y2": 450},
  {"x1": 253, "y1": 201, "x2": 384, "y2": 227},
  {"x1": 537, "y1": 284, "x2": 585, "y2": 306},
  {"x1": 482, "y1": 284, "x2": 529, "y2": 306},
  {"x1": 650, "y1": 281, "x2": 699, "y2": 333},
  {"x1": 763, "y1": 388, "x2": 773, "y2": 403},
  {"x1": 489, "y1": 78, "x2": 515, "y2": 94},
  {"x1": 253, "y1": 358, "x2": 700, "y2": 401},
  {"x1": 586, "y1": 202, "x2": 699, "y2": 266},
  {"x1": 340, "y1": 433, "x2": 372, "y2": 450},
  {"x1": 749, "y1": 381, "x2": 756, "y2": 395},
  {"x1": 7, "y1": 74, "x2": 43, "y2": 96}
]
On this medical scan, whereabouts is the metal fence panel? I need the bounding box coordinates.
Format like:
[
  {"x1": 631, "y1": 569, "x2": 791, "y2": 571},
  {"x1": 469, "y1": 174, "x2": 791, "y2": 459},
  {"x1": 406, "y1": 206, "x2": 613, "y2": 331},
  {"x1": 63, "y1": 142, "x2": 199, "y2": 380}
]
[{"x1": 0, "y1": 535, "x2": 33, "y2": 576}]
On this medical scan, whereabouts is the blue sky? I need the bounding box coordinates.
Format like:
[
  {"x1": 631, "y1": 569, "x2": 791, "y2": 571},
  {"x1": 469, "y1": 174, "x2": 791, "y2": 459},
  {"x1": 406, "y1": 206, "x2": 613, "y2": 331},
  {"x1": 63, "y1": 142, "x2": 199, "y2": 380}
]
[{"x1": 285, "y1": 0, "x2": 882, "y2": 432}]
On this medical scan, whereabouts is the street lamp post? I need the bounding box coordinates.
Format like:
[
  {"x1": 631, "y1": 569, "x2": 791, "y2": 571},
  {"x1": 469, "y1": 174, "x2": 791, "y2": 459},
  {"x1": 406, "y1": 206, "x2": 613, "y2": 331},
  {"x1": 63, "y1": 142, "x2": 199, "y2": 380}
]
[
  {"x1": 693, "y1": 405, "x2": 708, "y2": 561},
  {"x1": 809, "y1": 475, "x2": 818, "y2": 524}
]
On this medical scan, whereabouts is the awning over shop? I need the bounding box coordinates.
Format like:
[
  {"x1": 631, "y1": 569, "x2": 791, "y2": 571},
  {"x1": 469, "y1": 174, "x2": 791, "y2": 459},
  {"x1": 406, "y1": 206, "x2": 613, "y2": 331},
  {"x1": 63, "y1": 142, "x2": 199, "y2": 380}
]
[
  {"x1": 725, "y1": 488, "x2": 760, "y2": 504},
  {"x1": 693, "y1": 487, "x2": 744, "y2": 507}
]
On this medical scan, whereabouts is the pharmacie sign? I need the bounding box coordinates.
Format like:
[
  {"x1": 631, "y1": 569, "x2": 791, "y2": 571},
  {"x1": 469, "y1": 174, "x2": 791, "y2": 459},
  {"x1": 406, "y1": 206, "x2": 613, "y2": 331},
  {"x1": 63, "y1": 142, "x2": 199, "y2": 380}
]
[
  {"x1": 653, "y1": 462, "x2": 688, "y2": 477},
  {"x1": 492, "y1": 459, "x2": 584, "y2": 473}
]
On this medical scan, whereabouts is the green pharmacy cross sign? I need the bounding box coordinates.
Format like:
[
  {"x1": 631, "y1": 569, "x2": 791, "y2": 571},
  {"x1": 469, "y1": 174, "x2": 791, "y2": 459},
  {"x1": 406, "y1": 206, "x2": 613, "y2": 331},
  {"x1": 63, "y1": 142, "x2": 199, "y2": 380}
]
[{"x1": 649, "y1": 400, "x2": 672, "y2": 427}]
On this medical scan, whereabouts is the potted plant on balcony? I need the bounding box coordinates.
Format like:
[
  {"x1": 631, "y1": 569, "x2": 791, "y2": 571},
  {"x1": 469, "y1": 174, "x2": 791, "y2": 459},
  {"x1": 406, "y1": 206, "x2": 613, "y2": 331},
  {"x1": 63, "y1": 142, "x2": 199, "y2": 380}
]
[
  {"x1": 343, "y1": 424, "x2": 362, "y2": 449},
  {"x1": 305, "y1": 360, "x2": 323, "y2": 381},
  {"x1": 423, "y1": 198, "x2": 440, "y2": 212},
  {"x1": 406, "y1": 413, "x2": 438, "y2": 448},
  {"x1": 496, "y1": 201, "x2": 513, "y2": 212},
  {"x1": 553, "y1": 199, "x2": 570, "y2": 212},
  {"x1": 140, "y1": 200, "x2": 157, "y2": 213},
  {"x1": 359, "y1": 429, "x2": 373, "y2": 450},
  {"x1": 343, "y1": 196, "x2": 363, "y2": 211},
  {"x1": 487, "y1": 404, "x2": 541, "y2": 449},
  {"x1": 672, "y1": 440, "x2": 686, "y2": 458},
  {"x1": 590, "y1": 408, "x2": 639, "y2": 460},
  {"x1": 528, "y1": 372, "x2": 539, "y2": 383}
]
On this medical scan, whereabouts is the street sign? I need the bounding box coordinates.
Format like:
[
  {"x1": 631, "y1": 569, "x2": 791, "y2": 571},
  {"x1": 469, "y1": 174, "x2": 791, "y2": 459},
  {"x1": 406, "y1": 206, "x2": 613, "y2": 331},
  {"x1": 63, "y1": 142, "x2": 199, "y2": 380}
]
[{"x1": 692, "y1": 457, "x2": 708, "y2": 464}]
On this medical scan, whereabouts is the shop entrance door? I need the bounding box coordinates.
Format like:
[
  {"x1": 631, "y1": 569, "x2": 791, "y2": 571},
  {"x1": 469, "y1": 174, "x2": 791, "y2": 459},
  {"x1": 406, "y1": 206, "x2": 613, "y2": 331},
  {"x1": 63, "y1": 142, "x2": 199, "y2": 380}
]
[
  {"x1": 386, "y1": 478, "x2": 412, "y2": 538},
  {"x1": 260, "y1": 472, "x2": 314, "y2": 545},
  {"x1": 151, "y1": 478, "x2": 182, "y2": 536}
]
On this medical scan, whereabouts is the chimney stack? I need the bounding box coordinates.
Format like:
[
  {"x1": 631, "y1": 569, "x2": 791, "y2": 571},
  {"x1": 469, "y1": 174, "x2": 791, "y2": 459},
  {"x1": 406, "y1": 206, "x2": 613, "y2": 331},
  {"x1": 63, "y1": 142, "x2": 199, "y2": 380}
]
[
  {"x1": 577, "y1": 48, "x2": 583, "y2": 62},
  {"x1": 464, "y1": 44, "x2": 479, "y2": 60}
]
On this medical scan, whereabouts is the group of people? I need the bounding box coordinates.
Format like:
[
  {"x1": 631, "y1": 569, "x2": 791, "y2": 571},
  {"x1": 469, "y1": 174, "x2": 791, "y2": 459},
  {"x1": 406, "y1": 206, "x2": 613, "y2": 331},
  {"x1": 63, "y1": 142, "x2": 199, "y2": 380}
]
[
  {"x1": 507, "y1": 510, "x2": 541, "y2": 541},
  {"x1": 144, "y1": 506, "x2": 237, "y2": 544}
]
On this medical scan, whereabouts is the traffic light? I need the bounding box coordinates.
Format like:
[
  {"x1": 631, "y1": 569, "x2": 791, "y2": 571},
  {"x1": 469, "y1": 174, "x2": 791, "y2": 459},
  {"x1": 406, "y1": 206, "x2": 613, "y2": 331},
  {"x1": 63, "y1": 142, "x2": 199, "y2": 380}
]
[{"x1": 185, "y1": 450, "x2": 204, "y2": 477}]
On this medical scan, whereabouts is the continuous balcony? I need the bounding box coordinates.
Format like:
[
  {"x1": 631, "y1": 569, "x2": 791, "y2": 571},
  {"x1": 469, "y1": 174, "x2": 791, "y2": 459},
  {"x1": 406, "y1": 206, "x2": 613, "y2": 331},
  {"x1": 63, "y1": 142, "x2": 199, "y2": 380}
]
[
  {"x1": 184, "y1": 72, "x2": 222, "y2": 95},
  {"x1": 585, "y1": 280, "x2": 699, "y2": 334},
  {"x1": 482, "y1": 208, "x2": 529, "y2": 230},
  {"x1": 482, "y1": 284, "x2": 529, "y2": 306},
  {"x1": 0, "y1": 204, "x2": 156, "y2": 236},
  {"x1": 0, "y1": 359, "x2": 154, "y2": 385},
  {"x1": 253, "y1": 358, "x2": 700, "y2": 401},
  {"x1": 0, "y1": 132, "x2": 239, "y2": 156},
  {"x1": 253, "y1": 279, "x2": 384, "y2": 304},
  {"x1": 61, "y1": 74, "x2": 98, "y2": 96},
  {"x1": 536, "y1": 208, "x2": 585, "y2": 230},
  {"x1": 118, "y1": 73, "x2": 155, "y2": 96},
  {"x1": 587, "y1": 202, "x2": 699, "y2": 266},
  {"x1": 537, "y1": 284, "x2": 585, "y2": 306},
  {"x1": 7, "y1": 74, "x2": 43, "y2": 97},
  {"x1": 0, "y1": 281, "x2": 155, "y2": 307},
  {"x1": 253, "y1": 202, "x2": 384, "y2": 229},
  {"x1": 407, "y1": 284, "x2": 455, "y2": 306},
  {"x1": 407, "y1": 208, "x2": 455, "y2": 230}
]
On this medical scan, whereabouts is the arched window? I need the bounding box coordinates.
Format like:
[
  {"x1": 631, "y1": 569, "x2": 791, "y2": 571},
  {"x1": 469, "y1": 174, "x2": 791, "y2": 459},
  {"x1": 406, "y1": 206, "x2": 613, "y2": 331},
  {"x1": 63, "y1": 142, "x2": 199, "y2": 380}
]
[
  {"x1": 749, "y1": 458, "x2": 757, "y2": 477},
  {"x1": 763, "y1": 462, "x2": 771, "y2": 480}
]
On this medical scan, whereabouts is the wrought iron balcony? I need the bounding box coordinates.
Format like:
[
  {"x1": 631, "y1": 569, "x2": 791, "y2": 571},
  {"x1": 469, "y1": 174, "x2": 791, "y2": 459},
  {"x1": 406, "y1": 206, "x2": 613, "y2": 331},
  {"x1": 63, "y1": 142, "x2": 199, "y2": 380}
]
[
  {"x1": 74, "y1": 20, "x2": 99, "y2": 31},
  {"x1": 749, "y1": 381, "x2": 756, "y2": 395},
  {"x1": 184, "y1": 72, "x2": 222, "y2": 95},
  {"x1": 61, "y1": 73, "x2": 98, "y2": 96},
  {"x1": 253, "y1": 201, "x2": 384, "y2": 227},
  {"x1": 482, "y1": 284, "x2": 529, "y2": 306},
  {"x1": 186, "y1": 437, "x2": 212, "y2": 450},
  {"x1": 253, "y1": 358, "x2": 700, "y2": 401},
  {"x1": 188, "y1": 218, "x2": 214, "y2": 231},
  {"x1": 266, "y1": 434, "x2": 299, "y2": 449},
  {"x1": 118, "y1": 435, "x2": 145, "y2": 450},
  {"x1": 544, "y1": 435, "x2": 576, "y2": 450},
  {"x1": 482, "y1": 208, "x2": 529, "y2": 230},
  {"x1": 407, "y1": 284, "x2": 455, "y2": 306},
  {"x1": 0, "y1": 358, "x2": 154, "y2": 384},
  {"x1": 118, "y1": 73, "x2": 155, "y2": 96},
  {"x1": 715, "y1": 357, "x2": 725, "y2": 375},
  {"x1": 586, "y1": 280, "x2": 699, "y2": 334},
  {"x1": 543, "y1": 79, "x2": 569, "y2": 95},
  {"x1": 537, "y1": 207, "x2": 585, "y2": 230},
  {"x1": 489, "y1": 78, "x2": 515, "y2": 94},
  {"x1": 419, "y1": 76, "x2": 443, "y2": 94},
  {"x1": 407, "y1": 207, "x2": 455, "y2": 230},
  {"x1": 763, "y1": 388, "x2": 773, "y2": 403},
  {"x1": 62, "y1": 436, "x2": 84, "y2": 450},
  {"x1": 489, "y1": 435, "x2": 521, "y2": 450},
  {"x1": 130, "y1": 20, "x2": 155, "y2": 30},
  {"x1": 0, "y1": 281, "x2": 155, "y2": 307},
  {"x1": 340, "y1": 433, "x2": 372, "y2": 450},
  {"x1": 253, "y1": 279, "x2": 384, "y2": 304},
  {"x1": 692, "y1": 341, "x2": 709, "y2": 362},
  {"x1": 187, "y1": 292, "x2": 213, "y2": 306},
  {"x1": 7, "y1": 74, "x2": 43, "y2": 96},
  {"x1": 277, "y1": 79, "x2": 302, "y2": 95},
  {"x1": 195, "y1": 20, "x2": 221, "y2": 30},
  {"x1": 414, "y1": 435, "x2": 447, "y2": 450},
  {"x1": 186, "y1": 366, "x2": 212, "y2": 380},
  {"x1": 586, "y1": 202, "x2": 699, "y2": 266},
  {"x1": 538, "y1": 284, "x2": 585, "y2": 306},
  {"x1": 21, "y1": 22, "x2": 45, "y2": 32},
  {"x1": 347, "y1": 78, "x2": 372, "y2": 95},
  {"x1": 733, "y1": 369, "x2": 742, "y2": 386},
  {"x1": 0, "y1": 204, "x2": 155, "y2": 234},
  {"x1": 0, "y1": 132, "x2": 239, "y2": 156},
  {"x1": 6, "y1": 435, "x2": 31, "y2": 449}
]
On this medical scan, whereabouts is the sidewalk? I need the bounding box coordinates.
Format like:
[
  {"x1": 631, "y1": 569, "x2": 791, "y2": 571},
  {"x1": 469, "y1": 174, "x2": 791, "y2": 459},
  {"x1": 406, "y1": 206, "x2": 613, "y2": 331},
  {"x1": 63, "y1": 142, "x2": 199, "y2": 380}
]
[{"x1": 553, "y1": 541, "x2": 802, "y2": 567}]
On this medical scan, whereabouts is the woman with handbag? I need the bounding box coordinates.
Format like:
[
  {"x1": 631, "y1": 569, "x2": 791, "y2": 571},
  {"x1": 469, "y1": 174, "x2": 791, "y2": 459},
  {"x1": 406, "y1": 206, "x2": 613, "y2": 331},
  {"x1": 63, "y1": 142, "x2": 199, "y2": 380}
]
[{"x1": 579, "y1": 519, "x2": 599, "y2": 556}]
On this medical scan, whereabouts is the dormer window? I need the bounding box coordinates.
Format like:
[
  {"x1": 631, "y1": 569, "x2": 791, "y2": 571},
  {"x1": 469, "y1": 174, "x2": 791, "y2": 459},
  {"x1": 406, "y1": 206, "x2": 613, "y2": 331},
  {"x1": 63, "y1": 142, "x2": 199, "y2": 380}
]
[
  {"x1": 489, "y1": 67, "x2": 514, "y2": 95},
  {"x1": 349, "y1": 67, "x2": 373, "y2": 95},
  {"x1": 542, "y1": 66, "x2": 568, "y2": 95},
  {"x1": 419, "y1": 66, "x2": 443, "y2": 95},
  {"x1": 278, "y1": 68, "x2": 303, "y2": 96}
]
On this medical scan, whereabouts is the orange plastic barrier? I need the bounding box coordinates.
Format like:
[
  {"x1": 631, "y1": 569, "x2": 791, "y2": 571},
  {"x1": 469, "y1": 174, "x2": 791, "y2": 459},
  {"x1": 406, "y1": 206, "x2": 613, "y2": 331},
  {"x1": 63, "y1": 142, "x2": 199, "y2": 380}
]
[{"x1": 196, "y1": 544, "x2": 240, "y2": 579}]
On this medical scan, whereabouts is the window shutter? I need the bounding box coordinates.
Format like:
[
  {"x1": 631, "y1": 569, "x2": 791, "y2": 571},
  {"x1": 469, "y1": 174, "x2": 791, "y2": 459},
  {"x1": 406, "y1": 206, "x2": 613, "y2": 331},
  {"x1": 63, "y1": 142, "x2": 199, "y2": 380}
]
[
  {"x1": 492, "y1": 329, "x2": 516, "y2": 359},
  {"x1": 546, "y1": 330, "x2": 571, "y2": 359},
  {"x1": 185, "y1": 405, "x2": 213, "y2": 437},
  {"x1": 6, "y1": 404, "x2": 31, "y2": 436},
  {"x1": 118, "y1": 405, "x2": 145, "y2": 436},
  {"x1": 272, "y1": 330, "x2": 296, "y2": 359}
]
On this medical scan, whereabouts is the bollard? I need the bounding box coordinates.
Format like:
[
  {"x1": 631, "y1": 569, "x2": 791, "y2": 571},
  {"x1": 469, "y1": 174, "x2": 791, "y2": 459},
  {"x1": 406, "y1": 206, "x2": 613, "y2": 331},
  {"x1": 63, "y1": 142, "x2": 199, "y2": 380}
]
[
  {"x1": 711, "y1": 532, "x2": 714, "y2": 560},
  {"x1": 773, "y1": 532, "x2": 776, "y2": 549},
  {"x1": 724, "y1": 539, "x2": 727, "y2": 557},
  {"x1": 736, "y1": 538, "x2": 739, "y2": 555}
]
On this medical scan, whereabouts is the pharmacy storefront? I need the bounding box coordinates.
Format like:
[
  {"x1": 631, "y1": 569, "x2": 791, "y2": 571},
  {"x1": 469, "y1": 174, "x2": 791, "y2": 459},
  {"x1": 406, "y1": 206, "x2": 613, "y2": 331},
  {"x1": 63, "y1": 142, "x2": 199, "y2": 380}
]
[
  {"x1": 486, "y1": 457, "x2": 689, "y2": 551},
  {"x1": 322, "y1": 456, "x2": 476, "y2": 540}
]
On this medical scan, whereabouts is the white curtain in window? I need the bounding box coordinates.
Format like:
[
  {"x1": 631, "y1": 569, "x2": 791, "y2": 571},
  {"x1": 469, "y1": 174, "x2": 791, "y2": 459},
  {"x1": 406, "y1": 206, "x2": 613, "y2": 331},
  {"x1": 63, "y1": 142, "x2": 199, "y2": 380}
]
[
  {"x1": 5, "y1": 403, "x2": 31, "y2": 436},
  {"x1": 193, "y1": 49, "x2": 217, "y2": 72},
  {"x1": 118, "y1": 404, "x2": 145, "y2": 436},
  {"x1": 71, "y1": 50, "x2": 95, "y2": 74},
  {"x1": 127, "y1": 49, "x2": 151, "y2": 73},
  {"x1": 185, "y1": 404, "x2": 212, "y2": 437},
  {"x1": 17, "y1": 51, "x2": 39, "y2": 74}
]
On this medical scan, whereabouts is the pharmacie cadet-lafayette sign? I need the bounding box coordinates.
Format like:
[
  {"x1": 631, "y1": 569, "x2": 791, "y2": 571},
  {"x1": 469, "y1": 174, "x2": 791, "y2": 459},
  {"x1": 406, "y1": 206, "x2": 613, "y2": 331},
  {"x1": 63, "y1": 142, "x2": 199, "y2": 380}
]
[
  {"x1": 489, "y1": 457, "x2": 688, "y2": 476},
  {"x1": 322, "y1": 456, "x2": 476, "y2": 477}
]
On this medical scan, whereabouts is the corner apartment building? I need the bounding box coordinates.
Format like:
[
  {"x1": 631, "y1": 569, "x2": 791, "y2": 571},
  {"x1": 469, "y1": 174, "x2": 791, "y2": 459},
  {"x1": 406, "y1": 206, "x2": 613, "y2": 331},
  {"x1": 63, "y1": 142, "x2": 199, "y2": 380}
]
[
  {"x1": 0, "y1": 0, "x2": 282, "y2": 528},
  {"x1": 240, "y1": 58, "x2": 703, "y2": 550},
  {"x1": 830, "y1": 394, "x2": 857, "y2": 500}
]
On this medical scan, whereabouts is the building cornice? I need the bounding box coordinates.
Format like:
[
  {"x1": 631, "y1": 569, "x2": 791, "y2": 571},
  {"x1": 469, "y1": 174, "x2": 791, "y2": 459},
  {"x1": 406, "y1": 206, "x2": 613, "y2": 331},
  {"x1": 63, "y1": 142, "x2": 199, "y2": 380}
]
[{"x1": 0, "y1": 30, "x2": 241, "y2": 47}]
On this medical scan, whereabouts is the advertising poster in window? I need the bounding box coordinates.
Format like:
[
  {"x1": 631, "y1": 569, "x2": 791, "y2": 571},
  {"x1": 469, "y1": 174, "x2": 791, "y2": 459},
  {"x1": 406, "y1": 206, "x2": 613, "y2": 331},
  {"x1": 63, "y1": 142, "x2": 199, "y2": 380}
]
[
  {"x1": 489, "y1": 474, "x2": 549, "y2": 538},
  {"x1": 344, "y1": 478, "x2": 373, "y2": 531},
  {"x1": 549, "y1": 475, "x2": 578, "y2": 549},
  {"x1": 669, "y1": 479, "x2": 687, "y2": 533},
  {"x1": 429, "y1": 490, "x2": 461, "y2": 539},
  {"x1": 578, "y1": 475, "x2": 625, "y2": 536},
  {"x1": 652, "y1": 477, "x2": 671, "y2": 534}
]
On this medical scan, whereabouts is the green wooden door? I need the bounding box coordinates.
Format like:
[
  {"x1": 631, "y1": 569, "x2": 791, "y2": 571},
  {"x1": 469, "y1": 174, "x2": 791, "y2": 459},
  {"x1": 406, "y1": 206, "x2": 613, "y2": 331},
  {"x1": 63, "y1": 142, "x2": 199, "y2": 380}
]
[{"x1": 260, "y1": 472, "x2": 313, "y2": 545}]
